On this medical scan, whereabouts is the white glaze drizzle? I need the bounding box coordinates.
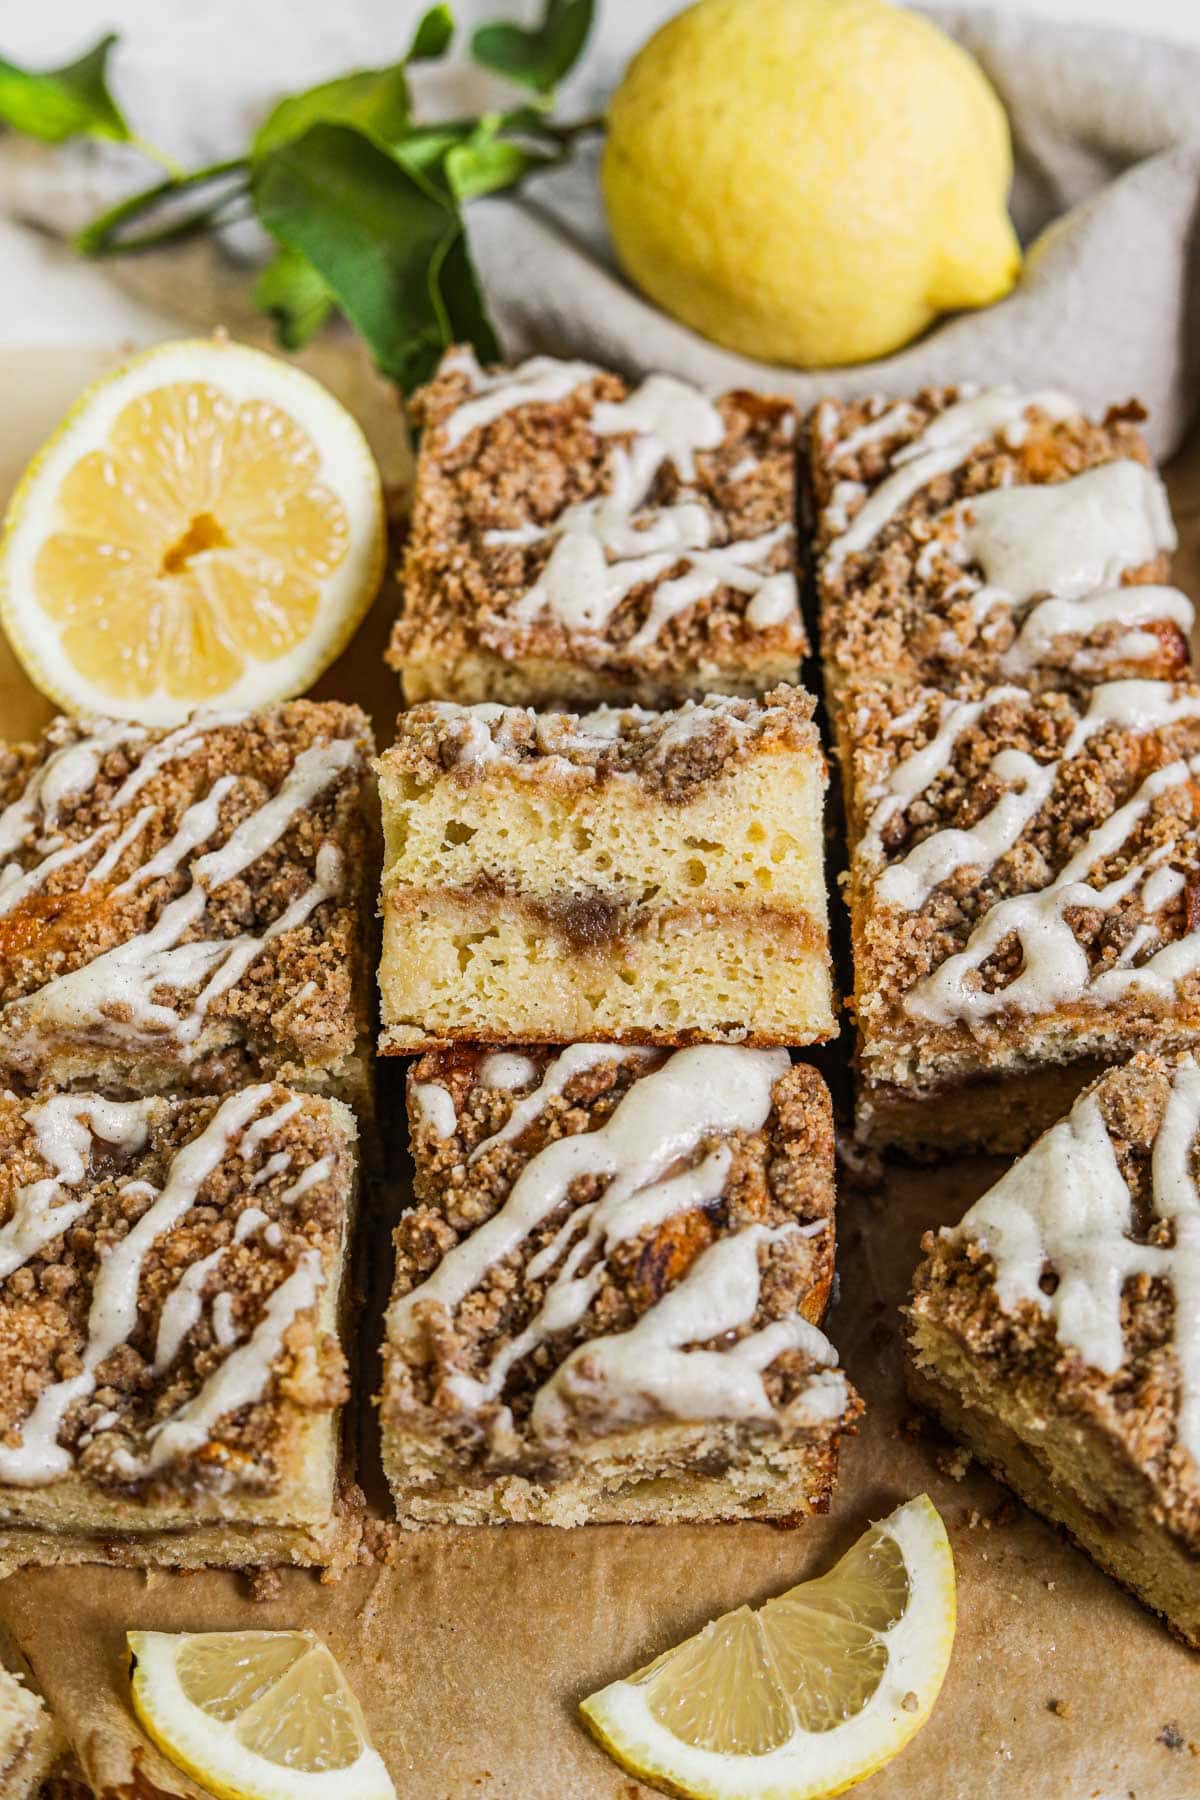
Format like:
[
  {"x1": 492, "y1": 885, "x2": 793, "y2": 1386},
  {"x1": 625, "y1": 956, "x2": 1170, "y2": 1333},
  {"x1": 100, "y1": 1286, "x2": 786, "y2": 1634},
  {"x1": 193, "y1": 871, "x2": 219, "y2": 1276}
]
[
  {"x1": 957, "y1": 461, "x2": 1175, "y2": 603},
  {"x1": 248, "y1": 1151, "x2": 291, "y2": 1191},
  {"x1": 431, "y1": 692, "x2": 764, "y2": 774},
  {"x1": 532, "y1": 1223, "x2": 846, "y2": 1446},
  {"x1": 1003, "y1": 586, "x2": 1193, "y2": 677},
  {"x1": 140, "y1": 1249, "x2": 323, "y2": 1474},
  {"x1": 0, "y1": 1086, "x2": 273, "y2": 1484},
  {"x1": 823, "y1": 387, "x2": 1078, "y2": 572},
  {"x1": 0, "y1": 721, "x2": 143, "y2": 857},
  {"x1": 12, "y1": 736, "x2": 353, "y2": 1060},
  {"x1": 478, "y1": 1051, "x2": 540, "y2": 1090},
  {"x1": 412, "y1": 1082, "x2": 458, "y2": 1140},
  {"x1": 939, "y1": 461, "x2": 1187, "y2": 675},
  {"x1": 459, "y1": 362, "x2": 796, "y2": 643},
  {"x1": 830, "y1": 400, "x2": 919, "y2": 464},
  {"x1": 391, "y1": 1046, "x2": 841, "y2": 1434},
  {"x1": 278, "y1": 1157, "x2": 332, "y2": 1204},
  {"x1": 899, "y1": 725, "x2": 1200, "y2": 1024},
  {"x1": 0, "y1": 1096, "x2": 154, "y2": 1282},
  {"x1": 211, "y1": 1290, "x2": 238, "y2": 1348},
  {"x1": 465, "y1": 1043, "x2": 655, "y2": 1165},
  {"x1": 240, "y1": 1097, "x2": 302, "y2": 1160},
  {"x1": 1, "y1": 1086, "x2": 331, "y2": 1476},
  {"x1": 439, "y1": 350, "x2": 599, "y2": 450},
  {"x1": 152, "y1": 1247, "x2": 225, "y2": 1374},
  {"x1": 152, "y1": 1204, "x2": 271, "y2": 1375},
  {"x1": 0, "y1": 713, "x2": 252, "y2": 919},
  {"x1": 868, "y1": 680, "x2": 1200, "y2": 914},
  {"x1": 956, "y1": 1062, "x2": 1200, "y2": 1462}
]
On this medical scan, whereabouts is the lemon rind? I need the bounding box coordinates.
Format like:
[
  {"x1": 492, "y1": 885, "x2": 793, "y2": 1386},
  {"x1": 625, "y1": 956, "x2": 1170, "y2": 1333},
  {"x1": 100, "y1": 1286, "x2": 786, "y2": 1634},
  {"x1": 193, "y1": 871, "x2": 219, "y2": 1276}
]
[
  {"x1": 579, "y1": 1495, "x2": 956, "y2": 1800},
  {"x1": 128, "y1": 1629, "x2": 395, "y2": 1800}
]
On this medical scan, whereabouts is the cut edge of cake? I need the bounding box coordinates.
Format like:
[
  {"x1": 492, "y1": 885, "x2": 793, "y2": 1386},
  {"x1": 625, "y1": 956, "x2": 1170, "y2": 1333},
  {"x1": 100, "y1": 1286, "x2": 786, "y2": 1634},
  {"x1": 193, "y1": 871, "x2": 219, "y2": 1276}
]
[{"x1": 376, "y1": 689, "x2": 835, "y2": 1052}]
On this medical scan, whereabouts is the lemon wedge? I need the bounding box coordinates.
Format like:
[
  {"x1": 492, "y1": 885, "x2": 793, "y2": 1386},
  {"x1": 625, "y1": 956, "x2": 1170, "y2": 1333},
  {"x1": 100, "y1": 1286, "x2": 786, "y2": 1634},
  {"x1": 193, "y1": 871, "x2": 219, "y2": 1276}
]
[
  {"x1": 0, "y1": 338, "x2": 386, "y2": 724},
  {"x1": 580, "y1": 1494, "x2": 955, "y2": 1800},
  {"x1": 128, "y1": 1628, "x2": 395, "y2": 1800}
]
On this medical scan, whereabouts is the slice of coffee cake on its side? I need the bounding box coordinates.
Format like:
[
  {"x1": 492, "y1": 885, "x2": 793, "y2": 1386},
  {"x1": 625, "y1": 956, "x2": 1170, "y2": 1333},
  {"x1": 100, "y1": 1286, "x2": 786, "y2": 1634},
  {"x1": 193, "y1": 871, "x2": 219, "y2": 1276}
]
[
  {"x1": 0, "y1": 1084, "x2": 359, "y2": 1575},
  {"x1": 908, "y1": 1052, "x2": 1200, "y2": 1648},
  {"x1": 377, "y1": 688, "x2": 833, "y2": 1050},
  {"x1": 388, "y1": 347, "x2": 805, "y2": 708},
  {"x1": 846, "y1": 677, "x2": 1200, "y2": 1155},
  {"x1": 381, "y1": 1045, "x2": 860, "y2": 1525},
  {"x1": 0, "y1": 703, "x2": 376, "y2": 1107}
]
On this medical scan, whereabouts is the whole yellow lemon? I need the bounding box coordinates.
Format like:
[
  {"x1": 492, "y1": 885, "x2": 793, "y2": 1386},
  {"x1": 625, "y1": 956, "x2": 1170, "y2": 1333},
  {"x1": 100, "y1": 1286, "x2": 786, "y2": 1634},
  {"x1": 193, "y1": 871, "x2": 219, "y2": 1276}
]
[{"x1": 602, "y1": 0, "x2": 1022, "y2": 368}]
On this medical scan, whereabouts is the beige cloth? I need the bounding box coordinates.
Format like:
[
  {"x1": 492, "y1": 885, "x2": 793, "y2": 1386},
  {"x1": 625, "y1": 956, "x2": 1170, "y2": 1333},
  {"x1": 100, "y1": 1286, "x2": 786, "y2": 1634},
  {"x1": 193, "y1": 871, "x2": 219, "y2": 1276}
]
[{"x1": 472, "y1": 4, "x2": 1200, "y2": 458}]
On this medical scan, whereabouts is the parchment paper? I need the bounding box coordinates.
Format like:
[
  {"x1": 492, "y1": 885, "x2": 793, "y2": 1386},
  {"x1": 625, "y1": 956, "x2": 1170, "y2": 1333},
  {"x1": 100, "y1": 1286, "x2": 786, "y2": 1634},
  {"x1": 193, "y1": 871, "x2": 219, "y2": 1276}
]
[{"x1": 1, "y1": 344, "x2": 1199, "y2": 1799}]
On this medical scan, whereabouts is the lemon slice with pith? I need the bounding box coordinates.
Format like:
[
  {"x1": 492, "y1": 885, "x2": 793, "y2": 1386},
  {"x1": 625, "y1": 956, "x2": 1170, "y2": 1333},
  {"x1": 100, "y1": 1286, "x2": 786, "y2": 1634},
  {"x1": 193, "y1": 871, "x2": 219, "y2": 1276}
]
[
  {"x1": 0, "y1": 338, "x2": 386, "y2": 724},
  {"x1": 580, "y1": 1494, "x2": 956, "y2": 1800},
  {"x1": 128, "y1": 1628, "x2": 395, "y2": 1800}
]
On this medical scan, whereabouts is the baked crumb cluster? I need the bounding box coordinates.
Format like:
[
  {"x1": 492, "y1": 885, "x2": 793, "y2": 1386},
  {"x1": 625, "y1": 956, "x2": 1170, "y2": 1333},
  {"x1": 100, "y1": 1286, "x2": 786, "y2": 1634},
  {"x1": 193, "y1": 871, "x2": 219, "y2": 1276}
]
[
  {"x1": 850, "y1": 678, "x2": 1200, "y2": 1123},
  {"x1": 389, "y1": 686, "x2": 817, "y2": 800},
  {"x1": 381, "y1": 1045, "x2": 860, "y2": 1521},
  {"x1": 0, "y1": 703, "x2": 374, "y2": 1096},
  {"x1": 388, "y1": 347, "x2": 805, "y2": 706},
  {"x1": 0, "y1": 1085, "x2": 351, "y2": 1500},
  {"x1": 908, "y1": 1052, "x2": 1200, "y2": 1645},
  {"x1": 809, "y1": 383, "x2": 1198, "y2": 1152},
  {"x1": 810, "y1": 386, "x2": 1188, "y2": 712}
]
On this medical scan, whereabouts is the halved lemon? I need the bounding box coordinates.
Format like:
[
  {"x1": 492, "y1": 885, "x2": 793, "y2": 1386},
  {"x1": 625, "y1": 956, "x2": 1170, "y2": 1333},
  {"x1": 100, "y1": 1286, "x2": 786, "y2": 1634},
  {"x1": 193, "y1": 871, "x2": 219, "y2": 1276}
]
[
  {"x1": 580, "y1": 1494, "x2": 956, "y2": 1800},
  {"x1": 128, "y1": 1628, "x2": 395, "y2": 1800},
  {"x1": 0, "y1": 338, "x2": 386, "y2": 724}
]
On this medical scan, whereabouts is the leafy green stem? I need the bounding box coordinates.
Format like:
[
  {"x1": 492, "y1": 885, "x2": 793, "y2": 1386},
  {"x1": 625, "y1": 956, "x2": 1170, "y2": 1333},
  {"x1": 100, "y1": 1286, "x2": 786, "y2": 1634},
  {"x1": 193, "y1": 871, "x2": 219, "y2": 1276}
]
[
  {"x1": 75, "y1": 157, "x2": 249, "y2": 255},
  {"x1": 125, "y1": 132, "x2": 186, "y2": 179}
]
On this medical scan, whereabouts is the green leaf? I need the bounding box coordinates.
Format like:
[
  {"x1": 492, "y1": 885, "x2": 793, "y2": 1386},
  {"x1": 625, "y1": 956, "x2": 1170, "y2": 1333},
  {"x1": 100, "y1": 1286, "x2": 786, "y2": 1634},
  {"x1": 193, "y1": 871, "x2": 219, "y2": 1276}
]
[
  {"x1": 254, "y1": 246, "x2": 335, "y2": 350},
  {"x1": 253, "y1": 63, "x2": 413, "y2": 159},
  {"x1": 471, "y1": 0, "x2": 593, "y2": 96},
  {"x1": 391, "y1": 120, "x2": 475, "y2": 181},
  {"x1": 253, "y1": 120, "x2": 499, "y2": 390},
  {"x1": 445, "y1": 125, "x2": 556, "y2": 201},
  {"x1": 407, "y1": 4, "x2": 455, "y2": 62},
  {"x1": 0, "y1": 31, "x2": 130, "y2": 143},
  {"x1": 251, "y1": 8, "x2": 455, "y2": 160}
]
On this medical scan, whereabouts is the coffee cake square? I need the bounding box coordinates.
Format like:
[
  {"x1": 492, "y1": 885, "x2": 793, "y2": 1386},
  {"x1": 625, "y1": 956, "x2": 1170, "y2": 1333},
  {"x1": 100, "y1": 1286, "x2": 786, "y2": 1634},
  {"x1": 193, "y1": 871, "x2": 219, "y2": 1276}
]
[
  {"x1": 908, "y1": 1052, "x2": 1200, "y2": 1647},
  {"x1": 376, "y1": 688, "x2": 834, "y2": 1050},
  {"x1": 381, "y1": 1044, "x2": 860, "y2": 1525},
  {"x1": 0, "y1": 703, "x2": 375, "y2": 1105},
  {"x1": 847, "y1": 677, "x2": 1200, "y2": 1154},
  {"x1": 0, "y1": 1083, "x2": 358, "y2": 1574},
  {"x1": 809, "y1": 386, "x2": 1189, "y2": 775},
  {"x1": 387, "y1": 346, "x2": 805, "y2": 708}
]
